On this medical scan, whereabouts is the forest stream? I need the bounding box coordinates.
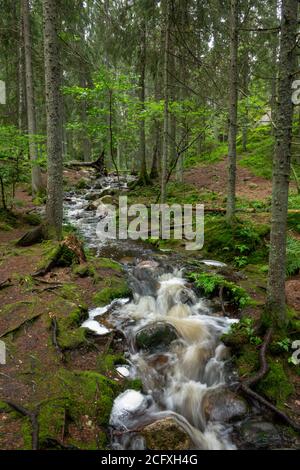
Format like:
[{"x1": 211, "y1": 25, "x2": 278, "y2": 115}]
[{"x1": 64, "y1": 174, "x2": 243, "y2": 450}]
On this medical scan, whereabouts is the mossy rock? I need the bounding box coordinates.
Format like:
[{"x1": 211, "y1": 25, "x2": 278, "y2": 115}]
[
  {"x1": 56, "y1": 369, "x2": 120, "y2": 426},
  {"x1": 95, "y1": 258, "x2": 123, "y2": 273},
  {"x1": 52, "y1": 305, "x2": 89, "y2": 351},
  {"x1": 141, "y1": 417, "x2": 192, "y2": 450},
  {"x1": 256, "y1": 359, "x2": 294, "y2": 407},
  {"x1": 93, "y1": 281, "x2": 131, "y2": 306},
  {"x1": 96, "y1": 352, "x2": 127, "y2": 375},
  {"x1": 21, "y1": 370, "x2": 120, "y2": 449},
  {"x1": 135, "y1": 322, "x2": 179, "y2": 353}
]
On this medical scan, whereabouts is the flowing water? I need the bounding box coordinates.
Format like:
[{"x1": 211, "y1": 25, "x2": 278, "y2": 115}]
[{"x1": 64, "y1": 174, "x2": 239, "y2": 450}]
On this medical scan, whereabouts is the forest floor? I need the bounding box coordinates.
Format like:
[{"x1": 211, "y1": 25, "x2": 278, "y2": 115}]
[
  {"x1": 0, "y1": 161, "x2": 299, "y2": 449},
  {"x1": 0, "y1": 185, "x2": 135, "y2": 449},
  {"x1": 185, "y1": 156, "x2": 273, "y2": 201}
]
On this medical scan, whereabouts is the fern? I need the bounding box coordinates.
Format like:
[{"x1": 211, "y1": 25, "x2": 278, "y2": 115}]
[{"x1": 286, "y1": 237, "x2": 300, "y2": 277}]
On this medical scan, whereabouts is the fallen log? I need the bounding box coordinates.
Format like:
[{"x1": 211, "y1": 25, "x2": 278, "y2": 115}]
[{"x1": 65, "y1": 150, "x2": 108, "y2": 176}]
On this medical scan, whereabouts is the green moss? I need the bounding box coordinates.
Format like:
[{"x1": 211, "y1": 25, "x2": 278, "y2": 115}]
[
  {"x1": 203, "y1": 216, "x2": 269, "y2": 264},
  {"x1": 257, "y1": 360, "x2": 294, "y2": 407},
  {"x1": 236, "y1": 345, "x2": 260, "y2": 376},
  {"x1": 124, "y1": 378, "x2": 143, "y2": 392},
  {"x1": 75, "y1": 179, "x2": 89, "y2": 190},
  {"x1": 38, "y1": 399, "x2": 66, "y2": 447},
  {"x1": 93, "y1": 280, "x2": 131, "y2": 306},
  {"x1": 72, "y1": 263, "x2": 96, "y2": 278},
  {"x1": 96, "y1": 352, "x2": 127, "y2": 374},
  {"x1": 50, "y1": 305, "x2": 89, "y2": 351},
  {"x1": 96, "y1": 258, "x2": 123, "y2": 273},
  {"x1": 20, "y1": 370, "x2": 120, "y2": 449},
  {"x1": 57, "y1": 369, "x2": 120, "y2": 426},
  {"x1": 57, "y1": 326, "x2": 88, "y2": 351}
]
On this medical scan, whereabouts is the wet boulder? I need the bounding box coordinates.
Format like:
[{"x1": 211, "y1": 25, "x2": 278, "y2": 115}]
[
  {"x1": 203, "y1": 388, "x2": 248, "y2": 423},
  {"x1": 235, "y1": 419, "x2": 283, "y2": 449},
  {"x1": 135, "y1": 322, "x2": 179, "y2": 353},
  {"x1": 141, "y1": 417, "x2": 192, "y2": 450}
]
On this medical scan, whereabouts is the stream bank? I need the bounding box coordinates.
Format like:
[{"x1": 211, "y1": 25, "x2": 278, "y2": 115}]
[{"x1": 0, "y1": 171, "x2": 299, "y2": 450}]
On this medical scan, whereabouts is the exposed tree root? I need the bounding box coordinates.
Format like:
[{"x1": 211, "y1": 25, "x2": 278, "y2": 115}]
[
  {"x1": 50, "y1": 317, "x2": 64, "y2": 361},
  {"x1": 239, "y1": 327, "x2": 300, "y2": 432},
  {"x1": 0, "y1": 312, "x2": 43, "y2": 339},
  {"x1": 4, "y1": 401, "x2": 39, "y2": 450}
]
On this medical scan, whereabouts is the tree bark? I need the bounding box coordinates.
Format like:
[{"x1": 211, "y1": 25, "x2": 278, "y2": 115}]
[
  {"x1": 43, "y1": 0, "x2": 63, "y2": 240},
  {"x1": 266, "y1": 0, "x2": 299, "y2": 327},
  {"x1": 138, "y1": 17, "x2": 149, "y2": 184},
  {"x1": 22, "y1": 0, "x2": 44, "y2": 194},
  {"x1": 226, "y1": 0, "x2": 239, "y2": 223},
  {"x1": 161, "y1": 0, "x2": 170, "y2": 203}
]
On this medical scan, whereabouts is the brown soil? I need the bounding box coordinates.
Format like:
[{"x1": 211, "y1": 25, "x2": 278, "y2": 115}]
[{"x1": 185, "y1": 158, "x2": 273, "y2": 201}]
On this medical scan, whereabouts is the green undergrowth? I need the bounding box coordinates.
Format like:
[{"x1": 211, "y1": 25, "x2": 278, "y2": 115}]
[
  {"x1": 184, "y1": 141, "x2": 228, "y2": 168},
  {"x1": 188, "y1": 271, "x2": 251, "y2": 308},
  {"x1": 203, "y1": 216, "x2": 269, "y2": 266},
  {"x1": 222, "y1": 317, "x2": 297, "y2": 408},
  {"x1": 286, "y1": 236, "x2": 300, "y2": 277},
  {"x1": 238, "y1": 126, "x2": 274, "y2": 179}
]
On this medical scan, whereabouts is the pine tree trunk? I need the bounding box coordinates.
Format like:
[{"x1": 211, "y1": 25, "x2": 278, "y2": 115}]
[
  {"x1": 226, "y1": 0, "x2": 239, "y2": 223},
  {"x1": 22, "y1": 0, "x2": 44, "y2": 194},
  {"x1": 43, "y1": 0, "x2": 63, "y2": 240},
  {"x1": 267, "y1": 0, "x2": 299, "y2": 327},
  {"x1": 138, "y1": 18, "x2": 148, "y2": 184},
  {"x1": 18, "y1": 6, "x2": 26, "y2": 133},
  {"x1": 161, "y1": 0, "x2": 170, "y2": 203}
]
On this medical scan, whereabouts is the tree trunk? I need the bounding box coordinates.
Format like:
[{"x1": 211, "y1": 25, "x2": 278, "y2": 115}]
[
  {"x1": 241, "y1": 51, "x2": 250, "y2": 152},
  {"x1": 43, "y1": 0, "x2": 63, "y2": 240},
  {"x1": 161, "y1": 0, "x2": 170, "y2": 203},
  {"x1": 18, "y1": 6, "x2": 26, "y2": 133},
  {"x1": 266, "y1": 0, "x2": 299, "y2": 327},
  {"x1": 79, "y1": 75, "x2": 91, "y2": 162},
  {"x1": 138, "y1": 18, "x2": 149, "y2": 184},
  {"x1": 22, "y1": 0, "x2": 44, "y2": 194},
  {"x1": 226, "y1": 0, "x2": 239, "y2": 223}
]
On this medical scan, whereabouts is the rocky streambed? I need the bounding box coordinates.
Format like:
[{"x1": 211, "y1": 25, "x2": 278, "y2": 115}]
[{"x1": 62, "y1": 173, "x2": 298, "y2": 450}]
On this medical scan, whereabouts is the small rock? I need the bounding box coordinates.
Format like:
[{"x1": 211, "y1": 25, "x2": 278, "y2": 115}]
[
  {"x1": 135, "y1": 322, "x2": 179, "y2": 353},
  {"x1": 203, "y1": 388, "x2": 248, "y2": 423},
  {"x1": 141, "y1": 417, "x2": 192, "y2": 450}
]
